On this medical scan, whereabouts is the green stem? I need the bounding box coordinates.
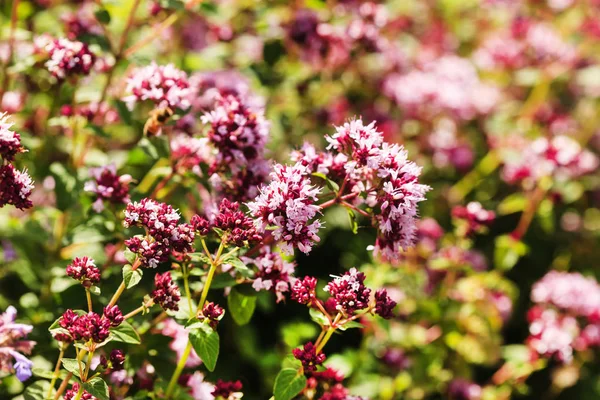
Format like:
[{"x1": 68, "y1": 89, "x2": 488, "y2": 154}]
[
  {"x1": 316, "y1": 314, "x2": 342, "y2": 353},
  {"x1": 73, "y1": 386, "x2": 84, "y2": 400},
  {"x1": 182, "y1": 263, "x2": 194, "y2": 318},
  {"x1": 164, "y1": 238, "x2": 226, "y2": 398},
  {"x1": 108, "y1": 258, "x2": 141, "y2": 307},
  {"x1": 46, "y1": 349, "x2": 65, "y2": 399},
  {"x1": 164, "y1": 340, "x2": 193, "y2": 398},
  {"x1": 85, "y1": 289, "x2": 93, "y2": 312}
]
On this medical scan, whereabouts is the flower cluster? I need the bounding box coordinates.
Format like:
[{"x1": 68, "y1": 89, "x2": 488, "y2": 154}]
[
  {"x1": 293, "y1": 342, "x2": 326, "y2": 373},
  {"x1": 383, "y1": 55, "x2": 499, "y2": 120},
  {"x1": 502, "y1": 135, "x2": 599, "y2": 185},
  {"x1": 66, "y1": 256, "x2": 100, "y2": 287},
  {"x1": 36, "y1": 36, "x2": 96, "y2": 80},
  {"x1": 324, "y1": 268, "x2": 372, "y2": 315},
  {"x1": 170, "y1": 134, "x2": 210, "y2": 174},
  {"x1": 199, "y1": 302, "x2": 224, "y2": 329},
  {"x1": 326, "y1": 118, "x2": 430, "y2": 260},
  {"x1": 246, "y1": 247, "x2": 296, "y2": 302},
  {"x1": 527, "y1": 271, "x2": 600, "y2": 362},
  {"x1": 202, "y1": 92, "x2": 271, "y2": 202},
  {"x1": 212, "y1": 379, "x2": 243, "y2": 399},
  {"x1": 248, "y1": 163, "x2": 322, "y2": 255},
  {"x1": 0, "y1": 164, "x2": 34, "y2": 210},
  {"x1": 210, "y1": 198, "x2": 263, "y2": 246},
  {"x1": 84, "y1": 165, "x2": 132, "y2": 212},
  {"x1": 452, "y1": 202, "x2": 496, "y2": 236},
  {"x1": 0, "y1": 113, "x2": 33, "y2": 210},
  {"x1": 64, "y1": 383, "x2": 96, "y2": 400},
  {"x1": 124, "y1": 198, "x2": 195, "y2": 268},
  {"x1": 0, "y1": 306, "x2": 35, "y2": 382},
  {"x1": 59, "y1": 310, "x2": 117, "y2": 343},
  {"x1": 447, "y1": 378, "x2": 482, "y2": 400},
  {"x1": 290, "y1": 276, "x2": 318, "y2": 305},
  {"x1": 0, "y1": 113, "x2": 25, "y2": 161},
  {"x1": 123, "y1": 62, "x2": 191, "y2": 110},
  {"x1": 152, "y1": 272, "x2": 181, "y2": 311}
]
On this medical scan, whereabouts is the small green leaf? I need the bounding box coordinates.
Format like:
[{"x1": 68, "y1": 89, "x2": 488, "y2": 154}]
[
  {"x1": 83, "y1": 377, "x2": 110, "y2": 400},
  {"x1": 94, "y1": 8, "x2": 111, "y2": 24},
  {"x1": 113, "y1": 100, "x2": 132, "y2": 125},
  {"x1": 61, "y1": 358, "x2": 82, "y2": 378},
  {"x1": 227, "y1": 286, "x2": 257, "y2": 325},
  {"x1": 123, "y1": 249, "x2": 137, "y2": 264},
  {"x1": 123, "y1": 264, "x2": 143, "y2": 289},
  {"x1": 309, "y1": 308, "x2": 330, "y2": 327},
  {"x1": 273, "y1": 368, "x2": 307, "y2": 400},
  {"x1": 221, "y1": 256, "x2": 252, "y2": 277},
  {"x1": 188, "y1": 252, "x2": 212, "y2": 265},
  {"x1": 24, "y1": 380, "x2": 52, "y2": 400},
  {"x1": 189, "y1": 324, "x2": 220, "y2": 372},
  {"x1": 311, "y1": 172, "x2": 339, "y2": 192},
  {"x1": 110, "y1": 321, "x2": 141, "y2": 344},
  {"x1": 494, "y1": 235, "x2": 528, "y2": 271},
  {"x1": 89, "y1": 286, "x2": 101, "y2": 296},
  {"x1": 337, "y1": 320, "x2": 365, "y2": 331},
  {"x1": 347, "y1": 209, "x2": 358, "y2": 234}
]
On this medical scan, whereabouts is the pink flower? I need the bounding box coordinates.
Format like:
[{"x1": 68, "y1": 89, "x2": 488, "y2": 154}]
[
  {"x1": 161, "y1": 319, "x2": 202, "y2": 367},
  {"x1": 0, "y1": 306, "x2": 35, "y2": 382},
  {"x1": 0, "y1": 113, "x2": 25, "y2": 161},
  {"x1": 324, "y1": 268, "x2": 371, "y2": 315},
  {"x1": 531, "y1": 271, "x2": 600, "y2": 318},
  {"x1": 66, "y1": 256, "x2": 100, "y2": 286},
  {"x1": 248, "y1": 163, "x2": 323, "y2": 255},
  {"x1": 123, "y1": 62, "x2": 191, "y2": 110},
  {"x1": 152, "y1": 272, "x2": 181, "y2": 311},
  {"x1": 187, "y1": 371, "x2": 215, "y2": 400},
  {"x1": 84, "y1": 165, "x2": 131, "y2": 212},
  {"x1": 0, "y1": 164, "x2": 34, "y2": 210},
  {"x1": 37, "y1": 37, "x2": 96, "y2": 80},
  {"x1": 246, "y1": 247, "x2": 296, "y2": 302}
]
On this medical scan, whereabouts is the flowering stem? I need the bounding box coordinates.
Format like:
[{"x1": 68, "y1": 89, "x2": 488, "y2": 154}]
[
  {"x1": 315, "y1": 314, "x2": 342, "y2": 353},
  {"x1": 85, "y1": 289, "x2": 93, "y2": 312},
  {"x1": 341, "y1": 201, "x2": 371, "y2": 218},
  {"x1": 98, "y1": 0, "x2": 142, "y2": 103},
  {"x1": 182, "y1": 263, "x2": 194, "y2": 318},
  {"x1": 165, "y1": 340, "x2": 193, "y2": 398},
  {"x1": 165, "y1": 239, "x2": 225, "y2": 398},
  {"x1": 53, "y1": 372, "x2": 72, "y2": 400},
  {"x1": 73, "y1": 386, "x2": 84, "y2": 400},
  {"x1": 0, "y1": 0, "x2": 19, "y2": 104},
  {"x1": 46, "y1": 349, "x2": 65, "y2": 399},
  {"x1": 108, "y1": 258, "x2": 141, "y2": 307},
  {"x1": 123, "y1": 299, "x2": 154, "y2": 320},
  {"x1": 313, "y1": 301, "x2": 333, "y2": 326},
  {"x1": 511, "y1": 180, "x2": 549, "y2": 240}
]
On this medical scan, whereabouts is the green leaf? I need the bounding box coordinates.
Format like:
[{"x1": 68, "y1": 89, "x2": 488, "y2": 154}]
[
  {"x1": 123, "y1": 264, "x2": 143, "y2": 289},
  {"x1": 227, "y1": 286, "x2": 257, "y2": 325},
  {"x1": 189, "y1": 324, "x2": 220, "y2": 372},
  {"x1": 83, "y1": 377, "x2": 110, "y2": 400},
  {"x1": 338, "y1": 320, "x2": 365, "y2": 331},
  {"x1": 113, "y1": 100, "x2": 132, "y2": 125},
  {"x1": 347, "y1": 209, "x2": 358, "y2": 234},
  {"x1": 309, "y1": 308, "x2": 330, "y2": 327},
  {"x1": 110, "y1": 321, "x2": 141, "y2": 344},
  {"x1": 61, "y1": 358, "x2": 82, "y2": 378},
  {"x1": 311, "y1": 172, "x2": 339, "y2": 192},
  {"x1": 50, "y1": 163, "x2": 78, "y2": 211},
  {"x1": 273, "y1": 368, "x2": 307, "y2": 400},
  {"x1": 221, "y1": 256, "x2": 252, "y2": 277},
  {"x1": 497, "y1": 193, "x2": 527, "y2": 215},
  {"x1": 494, "y1": 235, "x2": 528, "y2": 271},
  {"x1": 89, "y1": 286, "x2": 101, "y2": 296},
  {"x1": 24, "y1": 380, "x2": 52, "y2": 400},
  {"x1": 94, "y1": 8, "x2": 111, "y2": 24},
  {"x1": 123, "y1": 249, "x2": 137, "y2": 264},
  {"x1": 188, "y1": 252, "x2": 213, "y2": 265}
]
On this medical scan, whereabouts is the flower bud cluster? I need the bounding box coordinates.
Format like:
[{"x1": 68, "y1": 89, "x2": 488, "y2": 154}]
[
  {"x1": 66, "y1": 256, "x2": 101, "y2": 286},
  {"x1": 0, "y1": 113, "x2": 33, "y2": 210},
  {"x1": 247, "y1": 247, "x2": 296, "y2": 302},
  {"x1": 124, "y1": 198, "x2": 195, "y2": 268},
  {"x1": 84, "y1": 165, "x2": 132, "y2": 212}
]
